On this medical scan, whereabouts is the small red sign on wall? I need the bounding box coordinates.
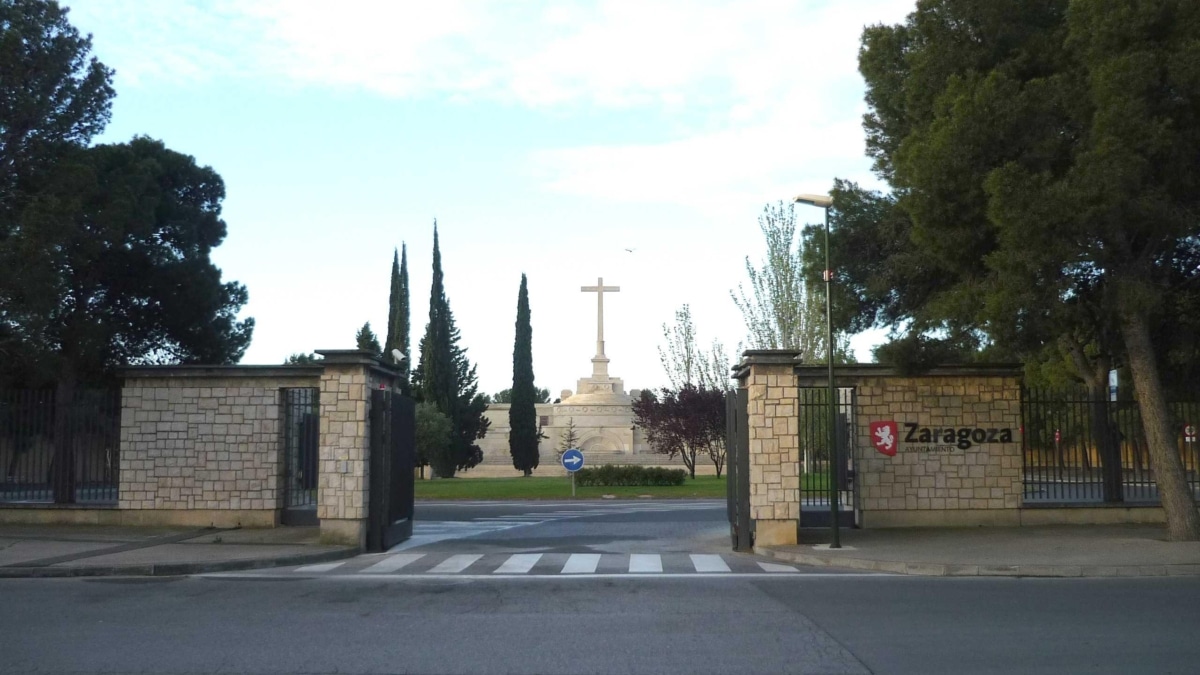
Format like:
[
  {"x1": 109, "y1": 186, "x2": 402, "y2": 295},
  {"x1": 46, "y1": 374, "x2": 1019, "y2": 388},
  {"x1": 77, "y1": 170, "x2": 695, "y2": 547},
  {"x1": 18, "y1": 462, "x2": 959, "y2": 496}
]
[{"x1": 870, "y1": 421, "x2": 898, "y2": 457}]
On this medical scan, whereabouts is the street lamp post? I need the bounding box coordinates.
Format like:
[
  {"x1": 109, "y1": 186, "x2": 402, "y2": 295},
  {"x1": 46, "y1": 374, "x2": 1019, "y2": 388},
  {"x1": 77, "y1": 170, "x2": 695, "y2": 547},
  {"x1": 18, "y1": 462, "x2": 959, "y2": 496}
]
[{"x1": 794, "y1": 193, "x2": 840, "y2": 549}]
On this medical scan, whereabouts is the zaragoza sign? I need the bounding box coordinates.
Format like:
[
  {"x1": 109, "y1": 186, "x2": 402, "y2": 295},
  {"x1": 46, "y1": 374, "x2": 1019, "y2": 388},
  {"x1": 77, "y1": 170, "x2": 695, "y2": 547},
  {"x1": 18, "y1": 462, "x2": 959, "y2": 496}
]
[{"x1": 870, "y1": 421, "x2": 1016, "y2": 457}]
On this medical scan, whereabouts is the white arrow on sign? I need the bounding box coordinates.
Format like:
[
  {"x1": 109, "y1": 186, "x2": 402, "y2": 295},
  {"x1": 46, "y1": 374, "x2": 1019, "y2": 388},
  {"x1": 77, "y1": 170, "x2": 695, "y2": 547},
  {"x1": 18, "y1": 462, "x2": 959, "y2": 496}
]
[{"x1": 564, "y1": 455, "x2": 582, "y2": 467}]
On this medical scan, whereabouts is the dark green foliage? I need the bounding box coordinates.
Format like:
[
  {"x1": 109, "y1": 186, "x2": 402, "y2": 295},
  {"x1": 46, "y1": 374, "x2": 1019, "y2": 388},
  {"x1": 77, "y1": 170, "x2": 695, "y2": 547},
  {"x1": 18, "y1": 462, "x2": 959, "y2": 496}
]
[
  {"x1": 383, "y1": 245, "x2": 411, "y2": 394},
  {"x1": 0, "y1": 137, "x2": 253, "y2": 387},
  {"x1": 0, "y1": 0, "x2": 114, "y2": 200},
  {"x1": 574, "y1": 465, "x2": 687, "y2": 487},
  {"x1": 851, "y1": 0, "x2": 1200, "y2": 538},
  {"x1": 415, "y1": 223, "x2": 489, "y2": 476},
  {"x1": 490, "y1": 387, "x2": 550, "y2": 404},
  {"x1": 284, "y1": 353, "x2": 320, "y2": 365},
  {"x1": 415, "y1": 401, "x2": 453, "y2": 479},
  {"x1": 355, "y1": 322, "x2": 381, "y2": 356},
  {"x1": 509, "y1": 274, "x2": 539, "y2": 476}
]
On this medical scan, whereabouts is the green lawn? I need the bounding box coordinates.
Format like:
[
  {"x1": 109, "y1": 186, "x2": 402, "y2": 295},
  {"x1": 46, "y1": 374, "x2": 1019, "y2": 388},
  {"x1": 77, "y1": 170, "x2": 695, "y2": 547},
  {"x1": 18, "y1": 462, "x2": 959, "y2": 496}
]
[
  {"x1": 414, "y1": 475, "x2": 728, "y2": 500},
  {"x1": 413, "y1": 473, "x2": 830, "y2": 500}
]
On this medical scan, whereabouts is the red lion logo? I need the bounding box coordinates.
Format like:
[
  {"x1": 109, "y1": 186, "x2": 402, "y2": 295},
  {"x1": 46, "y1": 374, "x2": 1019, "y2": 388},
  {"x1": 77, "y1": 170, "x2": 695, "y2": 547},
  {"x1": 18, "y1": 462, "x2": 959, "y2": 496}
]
[{"x1": 870, "y1": 421, "x2": 898, "y2": 456}]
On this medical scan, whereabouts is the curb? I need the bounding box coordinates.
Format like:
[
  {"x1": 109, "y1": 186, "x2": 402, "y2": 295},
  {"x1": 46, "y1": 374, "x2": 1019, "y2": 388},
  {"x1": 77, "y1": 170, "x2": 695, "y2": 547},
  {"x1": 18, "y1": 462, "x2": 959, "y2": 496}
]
[
  {"x1": 755, "y1": 547, "x2": 1200, "y2": 578},
  {"x1": 0, "y1": 546, "x2": 359, "y2": 579}
]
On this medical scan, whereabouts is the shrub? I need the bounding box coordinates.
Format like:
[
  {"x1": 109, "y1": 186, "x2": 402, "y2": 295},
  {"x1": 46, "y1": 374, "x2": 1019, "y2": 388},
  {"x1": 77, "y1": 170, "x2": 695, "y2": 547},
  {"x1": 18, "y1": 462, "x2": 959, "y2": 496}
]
[{"x1": 573, "y1": 464, "x2": 687, "y2": 487}]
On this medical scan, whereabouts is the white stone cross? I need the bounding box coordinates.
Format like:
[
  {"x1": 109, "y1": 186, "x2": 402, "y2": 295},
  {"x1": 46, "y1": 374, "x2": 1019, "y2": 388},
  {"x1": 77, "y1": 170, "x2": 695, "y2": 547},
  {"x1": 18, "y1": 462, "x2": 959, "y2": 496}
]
[{"x1": 581, "y1": 277, "x2": 619, "y2": 359}]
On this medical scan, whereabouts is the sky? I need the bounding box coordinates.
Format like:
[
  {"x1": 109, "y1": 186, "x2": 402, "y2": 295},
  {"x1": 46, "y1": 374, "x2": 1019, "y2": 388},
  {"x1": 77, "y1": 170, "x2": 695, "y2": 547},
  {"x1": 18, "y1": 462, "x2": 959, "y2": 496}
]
[{"x1": 66, "y1": 0, "x2": 911, "y2": 397}]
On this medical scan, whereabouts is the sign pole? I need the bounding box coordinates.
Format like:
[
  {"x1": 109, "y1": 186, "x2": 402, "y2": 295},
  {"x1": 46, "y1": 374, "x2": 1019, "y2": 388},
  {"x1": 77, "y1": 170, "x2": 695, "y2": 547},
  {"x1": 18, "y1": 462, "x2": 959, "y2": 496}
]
[{"x1": 561, "y1": 448, "x2": 584, "y2": 498}]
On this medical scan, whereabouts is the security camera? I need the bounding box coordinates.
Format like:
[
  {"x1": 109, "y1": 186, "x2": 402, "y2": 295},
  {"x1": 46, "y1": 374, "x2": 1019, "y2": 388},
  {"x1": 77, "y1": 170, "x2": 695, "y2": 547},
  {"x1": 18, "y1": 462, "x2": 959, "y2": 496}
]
[{"x1": 391, "y1": 349, "x2": 407, "y2": 364}]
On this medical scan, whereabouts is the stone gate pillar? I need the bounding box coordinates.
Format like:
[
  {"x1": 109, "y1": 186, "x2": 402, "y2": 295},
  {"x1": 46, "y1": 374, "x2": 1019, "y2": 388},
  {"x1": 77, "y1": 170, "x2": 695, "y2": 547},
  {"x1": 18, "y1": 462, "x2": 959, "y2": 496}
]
[
  {"x1": 314, "y1": 350, "x2": 401, "y2": 547},
  {"x1": 735, "y1": 350, "x2": 802, "y2": 546}
]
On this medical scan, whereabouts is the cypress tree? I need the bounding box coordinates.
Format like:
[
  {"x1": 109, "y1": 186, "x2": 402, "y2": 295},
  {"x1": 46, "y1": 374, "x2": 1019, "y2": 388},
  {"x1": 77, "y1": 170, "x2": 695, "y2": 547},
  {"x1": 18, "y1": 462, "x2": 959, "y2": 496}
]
[
  {"x1": 398, "y1": 244, "x2": 410, "y2": 391},
  {"x1": 384, "y1": 245, "x2": 411, "y2": 394},
  {"x1": 416, "y1": 222, "x2": 489, "y2": 476},
  {"x1": 509, "y1": 274, "x2": 539, "y2": 476},
  {"x1": 384, "y1": 249, "x2": 400, "y2": 357}
]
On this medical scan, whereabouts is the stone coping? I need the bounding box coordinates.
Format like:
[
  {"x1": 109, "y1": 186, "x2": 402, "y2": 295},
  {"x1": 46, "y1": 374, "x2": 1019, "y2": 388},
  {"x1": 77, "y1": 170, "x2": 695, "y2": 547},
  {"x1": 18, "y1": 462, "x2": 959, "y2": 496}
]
[
  {"x1": 795, "y1": 363, "x2": 1023, "y2": 379},
  {"x1": 732, "y1": 350, "x2": 1024, "y2": 381},
  {"x1": 121, "y1": 365, "x2": 322, "y2": 379},
  {"x1": 314, "y1": 349, "x2": 404, "y2": 381}
]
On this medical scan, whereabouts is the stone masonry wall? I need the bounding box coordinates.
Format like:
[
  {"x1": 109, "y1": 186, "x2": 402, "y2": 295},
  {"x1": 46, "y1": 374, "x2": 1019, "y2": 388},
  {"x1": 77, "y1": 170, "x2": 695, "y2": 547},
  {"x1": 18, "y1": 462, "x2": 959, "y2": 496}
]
[
  {"x1": 317, "y1": 364, "x2": 369, "y2": 522},
  {"x1": 855, "y1": 375, "x2": 1022, "y2": 525},
  {"x1": 119, "y1": 374, "x2": 319, "y2": 514},
  {"x1": 745, "y1": 363, "x2": 800, "y2": 526}
]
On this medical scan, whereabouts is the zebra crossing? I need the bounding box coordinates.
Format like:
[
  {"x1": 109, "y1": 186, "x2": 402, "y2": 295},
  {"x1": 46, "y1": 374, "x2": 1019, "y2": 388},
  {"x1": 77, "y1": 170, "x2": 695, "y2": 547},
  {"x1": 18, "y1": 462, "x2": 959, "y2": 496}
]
[
  {"x1": 393, "y1": 502, "x2": 720, "y2": 550},
  {"x1": 273, "y1": 551, "x2": 810, "y2": 578}
]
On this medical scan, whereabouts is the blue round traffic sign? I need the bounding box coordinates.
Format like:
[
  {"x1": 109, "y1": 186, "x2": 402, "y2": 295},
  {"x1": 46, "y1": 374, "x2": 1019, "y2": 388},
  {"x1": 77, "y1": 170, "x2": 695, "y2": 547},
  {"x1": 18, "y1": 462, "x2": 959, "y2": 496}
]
[{"x1": 561, "y1": 448, "x2": 584, "y2": 473}]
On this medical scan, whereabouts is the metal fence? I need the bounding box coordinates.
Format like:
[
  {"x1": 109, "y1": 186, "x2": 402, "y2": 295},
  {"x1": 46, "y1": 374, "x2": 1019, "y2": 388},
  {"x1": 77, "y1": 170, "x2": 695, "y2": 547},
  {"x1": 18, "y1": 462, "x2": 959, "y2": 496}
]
[
  {"x1": 797, "y1": 386, "x2": 856, "y2": 526},
  {"x1": 281, "y1": 387, "x2": 320, "y2": 524},
  {"x1": 0, "y1": 389, "x2": 121, "y2": 504},
  {"x1": 1022, "y1": 387, "x2": 1200, "y2": 504}
]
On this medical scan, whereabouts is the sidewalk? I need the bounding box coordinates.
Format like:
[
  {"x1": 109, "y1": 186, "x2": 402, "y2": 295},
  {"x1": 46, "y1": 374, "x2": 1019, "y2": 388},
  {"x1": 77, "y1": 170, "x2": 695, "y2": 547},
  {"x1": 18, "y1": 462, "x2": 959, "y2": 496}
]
[
  {"x1": 0, "y1": 524, "x2": 357, "y2": 577},
  {"x1": 758, "y1": 524, "x2": 1200, "y2": 577},
  {"x1": 6, "y1": 522, "x2": 1200, "y2": 579}
]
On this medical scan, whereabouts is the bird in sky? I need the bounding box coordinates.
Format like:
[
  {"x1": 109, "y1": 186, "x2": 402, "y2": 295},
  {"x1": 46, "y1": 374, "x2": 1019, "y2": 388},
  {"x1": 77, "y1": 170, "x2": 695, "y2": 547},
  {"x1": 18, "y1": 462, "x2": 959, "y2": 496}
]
[{"x1": 624, "y1": 248, "x2": 635, "y2": 253}]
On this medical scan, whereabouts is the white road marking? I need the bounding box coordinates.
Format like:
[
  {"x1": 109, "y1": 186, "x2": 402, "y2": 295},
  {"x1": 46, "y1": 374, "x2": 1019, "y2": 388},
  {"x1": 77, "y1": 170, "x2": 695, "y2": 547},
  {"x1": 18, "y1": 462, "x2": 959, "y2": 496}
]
[
  {"x1": 690, "y1": 554, "x2": 731, "y2": 573},
  {"x1": 294, "y1": 562, "x2": 346, "y2": 573},
  {"x1": 629, "y1": 554, "x2": 663, "y2": 573},
  {"x1": 758, "y1": 562, "x2": 800, "y2": 573},
  {"x1": 428, "y1": 554, "x2": 483, "y2": 574},
  {"x1": 561, "y1": 553, "x2": 601, "y2": 574},
  {"x1": 360, "y1": 553, "x2": 424, "y2": 574},
  {"x1": 493, "y1": 553, "x2": 543, "y2": 574}
]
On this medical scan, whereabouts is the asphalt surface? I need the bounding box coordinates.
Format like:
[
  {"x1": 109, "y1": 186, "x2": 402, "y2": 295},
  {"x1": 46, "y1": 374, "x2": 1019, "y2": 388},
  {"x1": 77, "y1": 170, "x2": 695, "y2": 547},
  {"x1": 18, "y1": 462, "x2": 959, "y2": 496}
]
[{"x1": 4, "y1": 575, "x2": 1198, "y2": 674}]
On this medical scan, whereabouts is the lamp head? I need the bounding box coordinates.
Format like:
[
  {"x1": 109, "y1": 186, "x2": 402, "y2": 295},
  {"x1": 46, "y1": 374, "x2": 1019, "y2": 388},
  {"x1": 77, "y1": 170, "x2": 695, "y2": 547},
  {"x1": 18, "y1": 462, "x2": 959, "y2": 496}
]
[{"x1": 794, "y1": 193, "x2": 833, "y2": 208}]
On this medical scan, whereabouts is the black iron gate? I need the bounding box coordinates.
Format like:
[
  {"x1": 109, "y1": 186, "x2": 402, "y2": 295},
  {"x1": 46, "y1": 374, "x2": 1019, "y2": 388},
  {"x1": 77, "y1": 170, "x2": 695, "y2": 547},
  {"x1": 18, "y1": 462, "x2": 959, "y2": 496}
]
[
  {"x1": 725, "y1": 389, "x2": 752, "y2": 552},
  {"x1": 281, "y1": 387, "x2": 320, "y2": 525},
  {"x1": 367, "y1": 389, "x2": 415, "y2": 552},
  {"x1": 0, "y1": 389, "x2": 120, "y2": 505},
  {"x1": 797, "y1": 386, "x2": 857, "y2": 528}
]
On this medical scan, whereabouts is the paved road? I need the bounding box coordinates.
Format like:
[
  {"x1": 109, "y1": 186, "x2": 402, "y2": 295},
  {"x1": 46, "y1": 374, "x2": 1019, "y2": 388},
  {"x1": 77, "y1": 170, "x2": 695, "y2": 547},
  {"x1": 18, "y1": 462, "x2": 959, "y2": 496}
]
[
  {"x1": 6, "y1": 502, "x2": 1198, "y2": 673},
  {"x1": 223, "y1": 500, "x2": 834, "y2": 579},
  {"x1": 4, "y1": 575, "x2": 1198, "y2": 674}
]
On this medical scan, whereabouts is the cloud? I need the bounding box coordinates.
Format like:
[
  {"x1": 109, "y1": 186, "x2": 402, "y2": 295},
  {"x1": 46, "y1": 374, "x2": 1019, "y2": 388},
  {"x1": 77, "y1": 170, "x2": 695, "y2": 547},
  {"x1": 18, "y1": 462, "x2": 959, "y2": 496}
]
[{"x1": 71, "y1": 0, "x2": 913, "y2": 115}]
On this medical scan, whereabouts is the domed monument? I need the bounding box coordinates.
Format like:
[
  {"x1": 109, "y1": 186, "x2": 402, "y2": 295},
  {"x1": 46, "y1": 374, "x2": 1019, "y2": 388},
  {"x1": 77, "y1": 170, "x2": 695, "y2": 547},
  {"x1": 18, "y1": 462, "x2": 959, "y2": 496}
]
[{"x1": 475, "y1": 277, "x2": 651, "y2": 475}]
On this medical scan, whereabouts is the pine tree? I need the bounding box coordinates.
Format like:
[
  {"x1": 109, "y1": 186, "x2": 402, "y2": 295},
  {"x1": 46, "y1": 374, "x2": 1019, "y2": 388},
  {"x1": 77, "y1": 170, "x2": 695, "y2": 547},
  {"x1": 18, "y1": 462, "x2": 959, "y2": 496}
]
[
  {"x1": 355, "y1": 322, "x2": 381, "y2": 356},
  {"x1": 509, "y1": 274, "x2": 539, "y2": 476},
  {"x1": 558, "y1": 418, "x2": 580, "y2": 458},
  {"x1": 383, "y1": 245, "x2": 411, "y2": 394}
]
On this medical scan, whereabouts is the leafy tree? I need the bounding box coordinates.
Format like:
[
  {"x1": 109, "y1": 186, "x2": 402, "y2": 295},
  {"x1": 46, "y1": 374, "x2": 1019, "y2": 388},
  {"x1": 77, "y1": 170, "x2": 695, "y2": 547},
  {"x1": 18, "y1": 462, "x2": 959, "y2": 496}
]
[
  {"x1": 283, "y1": 353, "x2": 320, "y2": 365},
  {"x1": 383, "y1": 244, "x2": 410, "y2": 393},
  {"x1": 354, "y1": 322, "x2": 380, "y2": 356},
  {"x1": 414, "y1": 223, "x2": 489, "y2": 476},
  {"x1": 415, "y1": 401, "x2": 453, "y2": 480},
  {"x1": 0, "y1": 0, "x2": 114, "y2": 204},
  {"x1": 1, "y1": 138, "x2": 253, "y2": 500},
  {"x1": 509, "y1": 274, "x2": 539, "y2": 476},
  {"x1": 850, "y1": 0, "x2": 1200, "y2": 538},
  {"x1": 632, "y1": 386, "x2": 727, "y2": 478},
  {"x1": 659, "y1": 304, "x2": 734, "y2": 391},
  {"x1": 0, "y1": 137, "x2": 253, "y2": 387},
  {"x1": 557, "y1": 418, "x2": 579, "y2": 458},
  {"x1": 490, "y1": 387, "x2": 550, "y2": 404},
  {"x1": 732, "y1": 202, "x2": 851, "y2": 363}
]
